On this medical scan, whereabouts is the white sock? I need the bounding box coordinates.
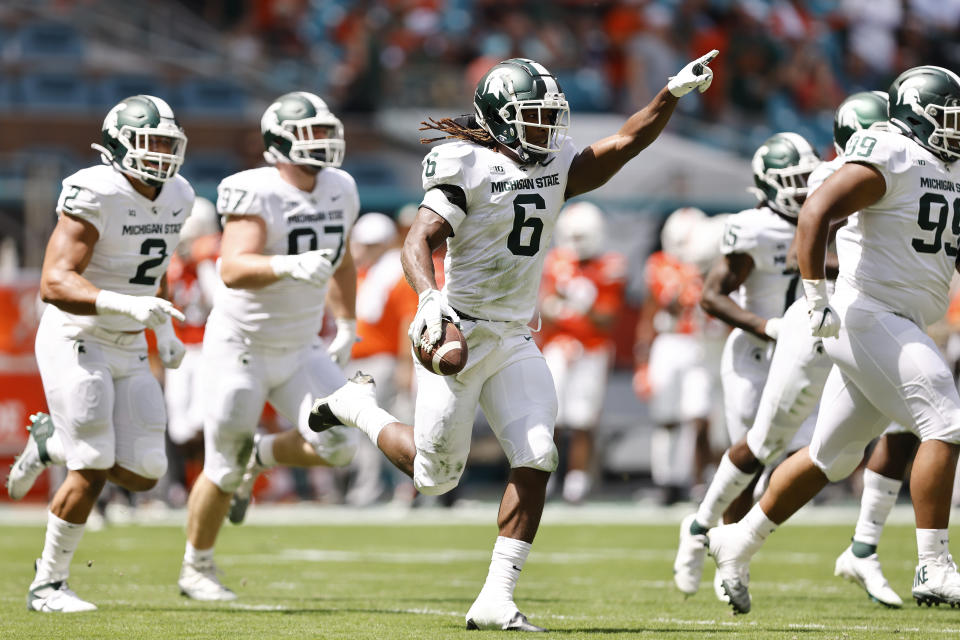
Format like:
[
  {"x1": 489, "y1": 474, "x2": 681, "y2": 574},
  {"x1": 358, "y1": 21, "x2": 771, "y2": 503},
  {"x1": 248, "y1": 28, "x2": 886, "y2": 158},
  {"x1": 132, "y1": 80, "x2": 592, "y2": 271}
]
[
  {"x1": 917, "y1": 528, "x2": 950, "y2": 562},
  {"x1": 32, "y1": 512, "x2": 85, "y2": 587},
  {"x1": 694, "y1": 452, "x2": 756, "y2": 528},
  {"x1": 742, "y1": 503, "x2": 778, "y2": 541},
  {"x1": 853, "y1": 469, "x2": 901, "y2": 546},
  {"x1": 477, "y1": 536, "x2": 531, "y2": 605},
  {"x1": 184, "y1": 541, "x2": 214, "y2": 566},
  {"x1": 356, "y1": 407, "x2": 398, "y2": 445},
  {"x1": 256, "y1": 434, "x2": 278, "y2": 467},
  {"x1": 44, "y1": 431, "x2": 66, "y2": 465}
]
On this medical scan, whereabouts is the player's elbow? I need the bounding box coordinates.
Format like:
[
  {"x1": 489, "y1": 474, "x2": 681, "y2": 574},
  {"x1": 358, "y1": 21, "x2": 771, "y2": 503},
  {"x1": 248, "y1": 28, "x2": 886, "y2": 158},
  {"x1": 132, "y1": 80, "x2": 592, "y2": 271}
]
[
  {"x1": 218, "y1": 259, "x2": 245, "y2": 289},
  {"x1": 39, "y1": 271, "x2": 69, "y2": 306},
  {"x1": 699, "y1": 290, "x2": 720, "y2": 315}
]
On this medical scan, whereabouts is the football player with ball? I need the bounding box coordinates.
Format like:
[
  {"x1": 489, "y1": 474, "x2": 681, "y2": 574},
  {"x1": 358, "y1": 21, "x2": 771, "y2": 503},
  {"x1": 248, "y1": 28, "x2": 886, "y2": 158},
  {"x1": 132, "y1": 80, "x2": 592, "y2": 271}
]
[{"x1": 310, "y1": 51, "x2": 719, "y2": 630}]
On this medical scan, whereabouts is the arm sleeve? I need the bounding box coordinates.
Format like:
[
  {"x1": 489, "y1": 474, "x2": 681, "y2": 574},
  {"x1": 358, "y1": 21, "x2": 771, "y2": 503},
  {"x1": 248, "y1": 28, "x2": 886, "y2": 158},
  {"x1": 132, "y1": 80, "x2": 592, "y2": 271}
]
[
  {"x1": 719, "y1": 212, "x2": 759, "y2": 256},
  {"x1": 216, "y1": 173, "x2": 264, "y2": 218},
  {"x1": 57, "y1": 177, "x2": 104, "y2": 235},
  {"x1": 841, "y1": 131, "x2": 909, "y2": 192},
  {"x1": 420, "y1": 145, "x2": 474, "y2": 233}
]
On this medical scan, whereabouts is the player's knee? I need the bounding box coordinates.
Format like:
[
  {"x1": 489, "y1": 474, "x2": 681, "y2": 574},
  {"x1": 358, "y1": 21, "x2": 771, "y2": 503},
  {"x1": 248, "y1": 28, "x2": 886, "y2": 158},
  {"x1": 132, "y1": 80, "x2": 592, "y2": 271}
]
[
  {"x1": 508, "y1": 422, "x2": 558, "y2": 473},
  {"x1": 108, "y1": 465, "x2": 160, "y2": 492},
  {"x1": 217, "y1": 468, "x2": 244, "y2": 494},
  {"x1": 413, "y1": 452, "x2": 466, "y2": 495},
  {"x1": 322, "y1": 441, "x2": 357, "y2": 468},
  {"x1": 140, "y1": 448, "x2": 168, "y2": 479},
  {"x1": 307, "y1": 426, "x2": 358, "y2": 468},
  {"x1": 810, "y1": 447, "x2": 861, "y2": 482},
  {"x1": 414, "y1": 476, "x2": 459, "y2": 496}
]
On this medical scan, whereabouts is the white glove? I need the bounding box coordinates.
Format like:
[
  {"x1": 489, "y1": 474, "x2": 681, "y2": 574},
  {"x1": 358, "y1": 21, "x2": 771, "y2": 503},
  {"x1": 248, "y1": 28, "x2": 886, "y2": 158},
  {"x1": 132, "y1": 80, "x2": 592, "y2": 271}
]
[
  {"x1": 270, "y1": 249, "x2": 334, "y2": 286},
  {"x1": 802, "y1": 279, "x2": 840, "y2": 338},
  {"x1": 95, "y1": 290, "x2": 185, "y2": 329},
  {"x1": 409, "y1": 289, "x2": 460, "y2": 350},
  {"x1": 153, "y1": 318, "x2": 186, "y2": 369},
  {"x1": 763, "y1": 316, "x2": 782, "y2": 340},
  {"x1": 667, "y1": 49, "x2": 719, "y2": 97},
  {"x1": 327, "y1": 318, "x2": 357, "y2": 368}
]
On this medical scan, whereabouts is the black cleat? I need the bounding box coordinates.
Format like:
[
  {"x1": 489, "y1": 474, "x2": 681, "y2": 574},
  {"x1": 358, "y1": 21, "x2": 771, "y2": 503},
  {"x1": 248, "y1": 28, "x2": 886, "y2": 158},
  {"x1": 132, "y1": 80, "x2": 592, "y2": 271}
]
[
  {"x1": 308, "y1": 372, "x2": 376, "y2": 433},
  {"x1": 308, "y1": 398, "x2": 342, "y2": 432}
]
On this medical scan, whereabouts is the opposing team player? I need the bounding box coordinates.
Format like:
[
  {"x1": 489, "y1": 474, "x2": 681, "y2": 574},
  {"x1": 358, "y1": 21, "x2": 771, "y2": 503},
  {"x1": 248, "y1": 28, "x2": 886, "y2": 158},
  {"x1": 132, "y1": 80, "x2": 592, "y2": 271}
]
[
  {"x1": 178, "y1": 92, "x2": 360, "y2": 601},
  {"x1": 309, "y1": 52, "x2": 718, "y2": 631},
  {"x1": 6, "y1": 95, "x2": 192, "y2": 612},
  {"x1": 540, "y1": 201, "x2": 626, "y2": 504},
  {"x1": 675, "y1": 93, "x2": 904, "y2": 605},
  {"x1": 708, "y1": 65, "x2": 960, "y2": 614},
  {"x1": 637, "y1": 207, "x2": 717, "y2": 505}
]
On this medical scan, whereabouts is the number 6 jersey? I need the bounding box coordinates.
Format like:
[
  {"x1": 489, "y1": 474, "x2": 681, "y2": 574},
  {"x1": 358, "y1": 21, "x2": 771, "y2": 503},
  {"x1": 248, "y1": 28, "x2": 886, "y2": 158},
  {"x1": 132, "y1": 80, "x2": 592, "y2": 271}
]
[
  {"x1": 53, "y1": 164, "x2": 195, "y2": 333},
  {"x1": 836, "y1": 129, "x2": 960, "y2": 326},
  {"x1": 211, "y1": 166, "x2": 359, "y2": 348},
  {"x1": 421, "y1": 138, "x2": 578, "y2": 322}
]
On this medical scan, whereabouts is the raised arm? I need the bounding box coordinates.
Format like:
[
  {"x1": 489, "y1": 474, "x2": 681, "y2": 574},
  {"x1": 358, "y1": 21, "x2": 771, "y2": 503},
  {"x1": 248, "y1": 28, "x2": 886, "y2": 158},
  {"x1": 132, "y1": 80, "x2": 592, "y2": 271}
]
[{"x1": 565, "y1": 50, "x2": 718, "y2": 199}]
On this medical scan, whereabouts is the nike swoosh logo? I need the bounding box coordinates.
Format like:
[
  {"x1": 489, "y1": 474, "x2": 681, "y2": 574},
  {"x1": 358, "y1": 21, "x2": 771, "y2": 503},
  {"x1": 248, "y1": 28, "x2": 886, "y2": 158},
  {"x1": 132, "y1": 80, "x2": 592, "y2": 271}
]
[
  {"x1": 35, "y1": 598, "x2": 63, "y2": 612},
  {"x1": 172, "y1": 209, "x2": 183, "y2": 217},
  {"x1": 540, "y1": 156, "x2": 556, "y2": 167},
  {"x1": 139, "y1": 355, "x2": 148, "y2": 361},
  {"x1": 523, "y1": 336, "x2": 533, "y2": 342},
  {"x1": 331, "y1": 194, "x2": 341, "y2": 201}
]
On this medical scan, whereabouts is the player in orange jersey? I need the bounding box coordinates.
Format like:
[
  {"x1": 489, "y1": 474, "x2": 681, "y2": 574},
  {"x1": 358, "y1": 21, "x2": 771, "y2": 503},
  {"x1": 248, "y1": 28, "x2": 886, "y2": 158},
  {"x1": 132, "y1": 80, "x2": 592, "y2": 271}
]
[
  {"x1": 540, "y1": 202, "x2": 626, "y2": 503},
  {"x1": 163, "y1": 197, "x2": 221, "y2": 505},
  {"x1": 344, "y1": 212, "x2": 419, "y2": 505},
  {"x1": 636, "y1": 207, "x2": 724, "y2": 504}
]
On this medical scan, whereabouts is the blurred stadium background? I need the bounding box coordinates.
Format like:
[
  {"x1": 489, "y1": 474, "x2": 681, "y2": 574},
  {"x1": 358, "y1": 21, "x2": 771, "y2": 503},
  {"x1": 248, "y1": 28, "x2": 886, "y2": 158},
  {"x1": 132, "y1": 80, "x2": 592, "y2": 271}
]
[{"x1": 1, "y1": 0, "x2": 958, "y2": 511}]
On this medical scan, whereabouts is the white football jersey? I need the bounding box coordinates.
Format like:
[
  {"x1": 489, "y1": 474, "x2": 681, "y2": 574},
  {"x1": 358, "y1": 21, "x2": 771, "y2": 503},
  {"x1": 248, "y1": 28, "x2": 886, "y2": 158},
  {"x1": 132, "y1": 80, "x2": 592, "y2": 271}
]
[
  {"x1": 836, "y1": 129, "x2": 960, "y2": 326},
  {"x1": 720, "y1": 206, "x2": 797, "y2": 321},
  {"x1": 211, "y1": 166, "x2": 359, "y2": 347},
  {"x1": 52, "y1": 165, "x2": 195, "y2": 333},
  {"x1": 807, "y1": 156, "x2": 843, "y2": 193},
  {"x1": 420, "y1": 137, "x2": 578, "y2": 321}
]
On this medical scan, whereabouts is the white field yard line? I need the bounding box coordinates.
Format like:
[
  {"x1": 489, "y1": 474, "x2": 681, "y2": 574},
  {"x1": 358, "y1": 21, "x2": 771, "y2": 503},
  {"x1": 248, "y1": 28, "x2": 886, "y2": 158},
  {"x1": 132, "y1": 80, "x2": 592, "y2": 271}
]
[
  {"x1": 652, "y1": 617, "x2": 960, "y2": 634},
  {"x1": 100, "y1": 601, "x2": 960, "y2": 633},
  {"x1": 223, "y1": 547, "x2": 825, "y2": 566},
  {"x1": 0, "y1": 503, "x2": 922, "y2": 527}
]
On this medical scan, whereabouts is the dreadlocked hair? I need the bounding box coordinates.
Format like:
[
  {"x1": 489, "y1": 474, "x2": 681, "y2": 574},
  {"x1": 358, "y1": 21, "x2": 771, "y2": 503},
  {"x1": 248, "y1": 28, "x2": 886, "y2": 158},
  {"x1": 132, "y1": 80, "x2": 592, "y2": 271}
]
[{"x1": 419, "y1": 115, "x2": 497, "y2": 148}]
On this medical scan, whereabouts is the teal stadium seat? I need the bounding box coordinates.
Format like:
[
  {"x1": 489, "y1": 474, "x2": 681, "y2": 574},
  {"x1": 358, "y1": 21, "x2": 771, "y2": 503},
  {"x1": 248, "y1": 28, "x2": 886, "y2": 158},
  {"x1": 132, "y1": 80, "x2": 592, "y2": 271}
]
[{"x1": 8, "y1": 21, "x2": 85, "y2": 63}]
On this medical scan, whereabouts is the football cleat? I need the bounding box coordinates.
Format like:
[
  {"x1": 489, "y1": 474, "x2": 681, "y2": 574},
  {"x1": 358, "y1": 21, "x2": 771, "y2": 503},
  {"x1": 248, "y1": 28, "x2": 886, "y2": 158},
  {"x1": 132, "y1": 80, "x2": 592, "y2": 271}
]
[
  {"x1": 178, "y1": 560, "x2": 237, "y2": 601},
  {"x1": 27, "y1": 579, "x2": 97, "y2": 613},
  {"x1": 912, "y1": 554, "x2": 960, "y2": 607},
  {"x1": 308, "y1": 372, "x2": 376, "y2": 433},
  {"x1": 228, "y1": 434, "x2": 266, "y2": 525},
  {"x1": 834, "y1": 545, "x2": 903, "y2": 608},
  {"x1": 7, "y1": 413, "x2": 55, "y2": 500},
  {"x1": 707, "y1": 523, "x2": 757, "y2": 614},
  {"x1": 466, "y1": 611, "x2": 546, "y2": 632},
  {"x1": 674, "y1": 513, "x2": 709, "y2": 595}
]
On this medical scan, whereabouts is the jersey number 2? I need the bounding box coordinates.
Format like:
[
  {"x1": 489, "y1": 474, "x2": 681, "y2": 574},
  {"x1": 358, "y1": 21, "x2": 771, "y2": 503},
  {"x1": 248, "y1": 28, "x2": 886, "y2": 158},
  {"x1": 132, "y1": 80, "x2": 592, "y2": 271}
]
[
  {"x1": 129, "y1": 238, "x2": 168, "y2": 285},
  {"x1": 507, "y1": 194, "x2": 546, "y2": 256}
]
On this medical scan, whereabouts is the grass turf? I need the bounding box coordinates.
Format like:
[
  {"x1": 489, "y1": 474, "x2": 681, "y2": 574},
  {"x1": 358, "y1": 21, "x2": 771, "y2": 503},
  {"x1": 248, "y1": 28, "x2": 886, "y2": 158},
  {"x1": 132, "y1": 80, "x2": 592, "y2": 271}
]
[{"x1": 0, "y1": 521, "x2": 956, "y2": 639}]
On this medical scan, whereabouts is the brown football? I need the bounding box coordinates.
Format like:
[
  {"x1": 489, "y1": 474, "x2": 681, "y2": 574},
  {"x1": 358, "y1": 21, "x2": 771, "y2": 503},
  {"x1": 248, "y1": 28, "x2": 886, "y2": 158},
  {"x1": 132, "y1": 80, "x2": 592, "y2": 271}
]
[{"x1": 416, "y1": 319, "x2": 468, "y2": 375}]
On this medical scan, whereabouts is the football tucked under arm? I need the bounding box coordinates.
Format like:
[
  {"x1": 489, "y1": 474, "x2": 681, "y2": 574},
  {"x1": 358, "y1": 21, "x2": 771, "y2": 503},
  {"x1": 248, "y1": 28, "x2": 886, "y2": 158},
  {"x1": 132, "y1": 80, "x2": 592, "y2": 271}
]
[{"x1": 414, "y1": 318, "x2": 468, "y2": 376}]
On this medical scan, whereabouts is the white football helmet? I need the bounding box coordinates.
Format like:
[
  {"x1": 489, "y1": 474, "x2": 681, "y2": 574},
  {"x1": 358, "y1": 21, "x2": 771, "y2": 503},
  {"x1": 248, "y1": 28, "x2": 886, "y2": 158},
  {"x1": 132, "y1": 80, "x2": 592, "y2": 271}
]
[
  {"x1": 556, "y1": 201, "x2": 606, "y2": 260},
  {"x1": 261, "y1": 91, "x2": 345, "y2": 168},
  {"x1": 660, "y1": 207, "x2": 707, "y2": 262}
]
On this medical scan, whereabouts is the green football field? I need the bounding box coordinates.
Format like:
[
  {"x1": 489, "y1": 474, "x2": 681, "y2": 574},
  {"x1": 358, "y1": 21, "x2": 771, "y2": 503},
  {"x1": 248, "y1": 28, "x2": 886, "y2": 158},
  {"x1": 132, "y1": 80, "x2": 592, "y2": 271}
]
[{"x1": 1, "y1": 508, "x2": 958, "y2": 639}]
